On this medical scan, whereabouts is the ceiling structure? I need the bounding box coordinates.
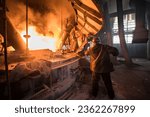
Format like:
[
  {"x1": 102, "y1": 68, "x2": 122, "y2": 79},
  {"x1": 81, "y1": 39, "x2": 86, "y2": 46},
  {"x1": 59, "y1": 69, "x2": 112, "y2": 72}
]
[{"x1": 70, "y1": 0, "x2": 104, "y2": 35}]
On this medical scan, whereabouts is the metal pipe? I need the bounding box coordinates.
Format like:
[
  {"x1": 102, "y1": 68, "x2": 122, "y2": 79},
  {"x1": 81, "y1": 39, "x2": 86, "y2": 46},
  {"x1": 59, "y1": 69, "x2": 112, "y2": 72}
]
[
  {"x1": 3, "y1": 0, "x2": 11, "y2": 99},
  {"x1": 26, "y1": 0, "x2": 29, "y2": 53}
]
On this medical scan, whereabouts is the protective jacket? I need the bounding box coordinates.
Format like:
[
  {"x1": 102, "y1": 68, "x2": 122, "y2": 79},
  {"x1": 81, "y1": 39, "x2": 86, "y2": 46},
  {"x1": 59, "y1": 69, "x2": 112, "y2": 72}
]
[{"x1": 85, "y1": 44, "x2": 118, "y2": 73}]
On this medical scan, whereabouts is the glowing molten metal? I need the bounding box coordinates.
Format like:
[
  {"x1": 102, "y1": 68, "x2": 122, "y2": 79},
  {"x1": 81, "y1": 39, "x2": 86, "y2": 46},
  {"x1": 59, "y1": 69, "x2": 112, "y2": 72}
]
[{"x1": 21, "y1": 26, "x2": 58, "y2": 52}]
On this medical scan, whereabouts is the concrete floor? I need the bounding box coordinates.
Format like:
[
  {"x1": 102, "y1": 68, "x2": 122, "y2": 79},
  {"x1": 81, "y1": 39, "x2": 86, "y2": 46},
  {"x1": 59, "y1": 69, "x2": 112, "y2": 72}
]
[{"x1": 68, "y1": 58, "x2": 150, "y2": 100}]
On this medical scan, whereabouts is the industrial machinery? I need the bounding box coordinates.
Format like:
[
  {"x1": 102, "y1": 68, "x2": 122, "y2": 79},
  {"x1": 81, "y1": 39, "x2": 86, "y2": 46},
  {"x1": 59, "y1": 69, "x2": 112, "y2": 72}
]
[{"x1": 0, "y1": 0, "x2": 104, "y2": 99}]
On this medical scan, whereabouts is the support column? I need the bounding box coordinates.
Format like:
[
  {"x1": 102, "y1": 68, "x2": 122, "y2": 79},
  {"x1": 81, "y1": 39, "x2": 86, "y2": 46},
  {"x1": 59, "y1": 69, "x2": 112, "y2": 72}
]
[
  {"x1": 0, "y1": 0, "x2": 11, "y2": 99},
  {"x1": 132, "y1": 0, "x2": 148, "y2": 43},
  {"x1": 103, "y1": 2, "x2": 113, "y2": 46},
  {"x1": 116, "y1": 0, "x2": 132, "y2": 64},
  {"x1": 146, "y1": 2, "x2": 150, "y2": 59},
  {"x1": 148, "y1": 38, "x2": 150, "y2": 60}
]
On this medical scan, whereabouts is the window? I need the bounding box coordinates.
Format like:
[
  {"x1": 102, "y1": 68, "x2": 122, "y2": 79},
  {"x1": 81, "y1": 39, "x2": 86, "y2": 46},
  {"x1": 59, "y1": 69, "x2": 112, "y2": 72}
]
[{"x1": 112, "y1": 13, "x2": 136, "y2": 44}]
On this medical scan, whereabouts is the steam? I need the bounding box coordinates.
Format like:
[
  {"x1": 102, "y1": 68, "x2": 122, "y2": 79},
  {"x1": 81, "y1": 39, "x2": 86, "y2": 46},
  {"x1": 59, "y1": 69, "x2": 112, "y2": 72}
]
[{"x1": 7, "y1": 0, "x2": 74, "y2": 36}]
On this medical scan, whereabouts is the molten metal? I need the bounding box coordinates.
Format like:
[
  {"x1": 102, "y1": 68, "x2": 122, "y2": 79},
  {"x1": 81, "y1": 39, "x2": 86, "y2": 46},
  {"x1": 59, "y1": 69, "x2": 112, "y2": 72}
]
[{"x1": 21, "y1": 26, "x2": 58, "y2": 52}]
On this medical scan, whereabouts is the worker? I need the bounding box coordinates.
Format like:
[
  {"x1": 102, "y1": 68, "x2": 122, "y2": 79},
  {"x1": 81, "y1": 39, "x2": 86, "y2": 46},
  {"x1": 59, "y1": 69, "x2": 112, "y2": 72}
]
[{"x1": 84, "y1": 37, "x2": 119, "y2": 99}]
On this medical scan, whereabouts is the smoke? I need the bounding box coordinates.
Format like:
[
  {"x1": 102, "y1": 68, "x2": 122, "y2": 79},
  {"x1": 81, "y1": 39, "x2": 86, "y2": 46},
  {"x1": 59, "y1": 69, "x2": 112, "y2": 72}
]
[{"x1": 7, "y1": 0, "x2": 74, "y2": 35}]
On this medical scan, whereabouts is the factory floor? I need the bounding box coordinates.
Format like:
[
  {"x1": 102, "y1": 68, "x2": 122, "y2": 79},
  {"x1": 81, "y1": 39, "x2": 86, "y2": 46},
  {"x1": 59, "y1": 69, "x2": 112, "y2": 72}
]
[
  {"x1": 68, "y1": 58, "x2": 150, "y2": 100},
  {"x1": 1, "y1": 51, "x2": 150, "y2": 100}
]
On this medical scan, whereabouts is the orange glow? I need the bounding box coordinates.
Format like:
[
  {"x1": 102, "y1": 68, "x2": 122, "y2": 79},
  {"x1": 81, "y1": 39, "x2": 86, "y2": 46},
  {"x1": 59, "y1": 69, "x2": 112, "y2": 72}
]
[{"x1": 21, "y1": 26, "x2": 58, "y2": 52}]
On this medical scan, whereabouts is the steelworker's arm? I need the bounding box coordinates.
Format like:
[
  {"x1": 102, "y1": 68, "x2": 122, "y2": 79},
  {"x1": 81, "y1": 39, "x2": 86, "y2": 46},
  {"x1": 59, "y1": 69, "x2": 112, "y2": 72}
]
[
  {"x1": 76, "y1": 48, "x2": 90, "y2": 57},
  {"x1": 84, "y1": 49, "x2": 90, "y2": 55},
  {"x1": 107, "y1": 46, "x2": 119, "y2": 56},
  {"x1": 76, "y1": 41, "x2": 90, "y2": 57}
]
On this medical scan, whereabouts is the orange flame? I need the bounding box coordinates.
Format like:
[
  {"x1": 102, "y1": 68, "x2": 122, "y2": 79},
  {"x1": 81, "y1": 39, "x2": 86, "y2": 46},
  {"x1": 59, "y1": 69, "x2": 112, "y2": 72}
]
[{"x1": 21, "y1": 26, "x2": 58, "y2": 52}]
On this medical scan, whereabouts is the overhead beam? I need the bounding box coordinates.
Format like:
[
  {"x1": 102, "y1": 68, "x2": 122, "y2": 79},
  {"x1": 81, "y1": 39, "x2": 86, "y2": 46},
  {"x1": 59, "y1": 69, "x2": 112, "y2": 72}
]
[
  {"x1": 109, "y1": 9, "x2": 135, "y2": 18},
  {"x1": 71, "y1": 0, "x2": 102, "y2": 18},
  {"x1": 78, "y1": 21, "x2": 91, "y2": 33},
  {"x1": 73, "y1": 4, "x2": 103, "y2": 25},
  {"x1": 78, "y1": 14, "x2": 99, "y2": 32}
]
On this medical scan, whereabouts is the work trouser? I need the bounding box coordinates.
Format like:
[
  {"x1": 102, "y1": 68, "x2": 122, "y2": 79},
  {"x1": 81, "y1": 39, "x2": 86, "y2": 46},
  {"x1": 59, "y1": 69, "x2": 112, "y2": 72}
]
[{"x1": 91, "y1": 72, "x2": 115, "y2": 99}]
